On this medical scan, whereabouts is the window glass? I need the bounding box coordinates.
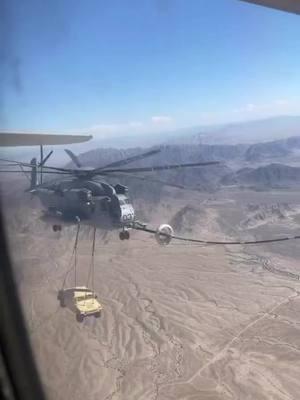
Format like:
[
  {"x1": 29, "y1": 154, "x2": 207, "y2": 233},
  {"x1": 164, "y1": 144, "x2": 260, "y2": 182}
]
[{"x1": 1, "y1": 2, "x2": 300, "y2": 400}]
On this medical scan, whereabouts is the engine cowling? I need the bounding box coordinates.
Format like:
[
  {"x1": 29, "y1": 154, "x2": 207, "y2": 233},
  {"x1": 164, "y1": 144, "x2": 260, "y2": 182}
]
[
  {"x1": 77, "y1": 189, "x2": 92, "y2": 202},
  {"x1": 155, "y1": 224, "x2": 174, "y2": 245}
]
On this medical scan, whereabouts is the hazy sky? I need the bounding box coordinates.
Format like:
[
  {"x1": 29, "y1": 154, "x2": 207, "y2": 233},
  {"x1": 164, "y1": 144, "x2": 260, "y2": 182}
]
[{"x1": 2, "y1": 0, "x2": 300, "y2": 137}]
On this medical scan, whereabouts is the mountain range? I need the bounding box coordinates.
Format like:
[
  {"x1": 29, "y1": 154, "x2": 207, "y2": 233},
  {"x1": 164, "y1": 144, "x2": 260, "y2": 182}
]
[
  {"x1": 3, "y1": 116, "x2": 300, "y2": 192},
  {"x1": 72, "y1": 133, "x2": 300, "y2": 193}
]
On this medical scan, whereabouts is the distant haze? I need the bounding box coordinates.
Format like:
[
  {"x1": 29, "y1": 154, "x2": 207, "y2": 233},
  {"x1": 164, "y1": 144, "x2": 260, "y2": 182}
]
[
  {"x1": 86, "y1": 115, "x2": 300, "y2": 148},
  {"x1": 1, "y1": 115, "x2": 300, "y2": 165}
]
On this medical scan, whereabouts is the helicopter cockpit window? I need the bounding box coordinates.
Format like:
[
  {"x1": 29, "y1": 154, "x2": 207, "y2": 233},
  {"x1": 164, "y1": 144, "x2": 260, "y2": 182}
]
[{"x1": 2, "y1": 2, "x2": 300, "y2": 400}]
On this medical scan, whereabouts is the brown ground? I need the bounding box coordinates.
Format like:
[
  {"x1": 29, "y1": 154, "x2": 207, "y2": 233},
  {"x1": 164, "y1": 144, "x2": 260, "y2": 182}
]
[{"x1": 3, "y1": 183, "x2": 300, "y2": 400}]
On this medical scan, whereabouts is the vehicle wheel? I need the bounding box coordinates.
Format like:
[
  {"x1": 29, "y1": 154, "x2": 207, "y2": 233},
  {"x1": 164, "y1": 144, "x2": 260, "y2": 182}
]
[
  {"x1": 53, "y1": 224, "x2": 59, "y2": 232},
  {"x1": 94, "y1": 311, "x2": 101, "y2": 318},
  {"x1": 59, "y1": 299, "x2": 66, "y2": 308},
  {"x1": 124, "y1": 230, "x2": 130, "y2": 240},
  {"x1": 76, "y1": 313, "x2": 84, "y2": 323},
  {"x1": 57, "y1": 290, "x2": 65, "y2": 307}
]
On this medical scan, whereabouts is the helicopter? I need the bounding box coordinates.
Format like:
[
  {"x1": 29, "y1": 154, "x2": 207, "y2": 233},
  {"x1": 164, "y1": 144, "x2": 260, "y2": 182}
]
[{"x1": 0, "y1": 147, "x2": 219, "y2": 240}]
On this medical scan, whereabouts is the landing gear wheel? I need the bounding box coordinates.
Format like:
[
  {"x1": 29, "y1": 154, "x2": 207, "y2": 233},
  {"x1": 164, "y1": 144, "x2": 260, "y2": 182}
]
[
  {"x1": 119, "y1": 230, "x2": 130, "y2": 240},
  {"x1": 53, "y1": 224, "x2": 62, "y2": 232},
  {"x1": 94, "y1": 311, "x2": 101, "y2": 318},
  {"x1": 76, "y1": 313, "x2": 84, "y2": 323},
  {"x1": 119, "y1": 231, "x2": 125, "y2": 240}
]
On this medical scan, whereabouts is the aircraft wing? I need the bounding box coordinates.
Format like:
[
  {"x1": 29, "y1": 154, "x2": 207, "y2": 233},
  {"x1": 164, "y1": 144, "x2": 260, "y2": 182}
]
[
  {"x1": 0, "y1": 132, "x2": 92, "y2": 147},
  {"x1": 241, "y1": 0, "x2": 300, "y2": 15}
]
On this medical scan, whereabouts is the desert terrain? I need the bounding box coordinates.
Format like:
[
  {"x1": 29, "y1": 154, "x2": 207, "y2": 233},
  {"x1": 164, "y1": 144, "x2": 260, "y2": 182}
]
[{"x1": 2, "y1": 171, "x2": 300, "y2": 400}]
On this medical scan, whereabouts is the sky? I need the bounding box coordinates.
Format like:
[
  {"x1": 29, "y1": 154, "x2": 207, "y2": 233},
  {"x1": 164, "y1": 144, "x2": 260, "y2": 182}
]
[{"x1": 2, "y1": 0, "x2": 300, "y2": 137}]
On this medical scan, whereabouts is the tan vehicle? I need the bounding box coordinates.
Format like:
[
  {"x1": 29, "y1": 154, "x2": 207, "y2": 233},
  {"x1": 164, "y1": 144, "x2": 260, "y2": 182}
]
[{"x1": 57, "y1": 287, "x2": 103, "y2": 322}]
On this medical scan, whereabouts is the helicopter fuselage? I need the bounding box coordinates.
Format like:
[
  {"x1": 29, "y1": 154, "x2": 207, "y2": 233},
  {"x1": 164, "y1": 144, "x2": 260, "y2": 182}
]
[{"x1": 31, "y1": 177, "x2": 135, "y2": 228}]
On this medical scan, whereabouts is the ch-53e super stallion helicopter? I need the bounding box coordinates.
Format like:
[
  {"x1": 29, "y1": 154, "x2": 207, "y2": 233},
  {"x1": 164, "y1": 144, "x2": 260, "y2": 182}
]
[{"x1": 0, "y1": 143, "x2": 219, "y2": 241}]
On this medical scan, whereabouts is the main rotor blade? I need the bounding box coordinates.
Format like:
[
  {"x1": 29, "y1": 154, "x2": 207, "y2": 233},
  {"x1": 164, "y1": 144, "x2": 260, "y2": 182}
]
[
  {"x1": 109, "y1": 172, "x2": 199, "y2": 190},
  {"x1": 0, "y1": 158, "x2": 75, "y2": 173},
  {"x1": 94, "y1": 148, "x2": 161, "y2": 172},
  {"x1": 0, "y1": 170, "x2": 30, "y2": 173},
  {"x1": 99, "y1": 160, "x2": 220, "y2": 174},
  {"x1": 0, "y1": 169, "x2": 71, "y2": 175},
  {"x1": 64, "y1": 149, "x2": 82, "y2": 168},
  {"x1": 0, "y1": 158, "x2": 34, "y2": 168}
]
